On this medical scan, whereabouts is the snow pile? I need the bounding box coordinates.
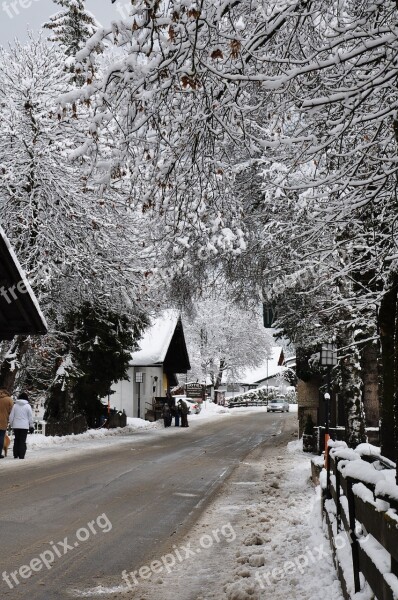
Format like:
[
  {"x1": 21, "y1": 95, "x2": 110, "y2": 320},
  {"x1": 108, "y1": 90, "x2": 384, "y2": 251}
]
[
  {"x1": 221, "y1": 442, "x2": 343, "y2": 600},
  {"x1": 26, "y1": 419, "x2": 159, "y2": 450},
  {"x1": 189, "y1": 401, "x2": 232, "y2": 420}
]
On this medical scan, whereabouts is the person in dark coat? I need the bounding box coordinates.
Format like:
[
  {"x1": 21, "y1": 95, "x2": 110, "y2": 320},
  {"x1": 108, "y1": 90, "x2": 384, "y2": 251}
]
[
  {"x1": 162, "y1": 402, "x2": 172, "y2": 428},
  {"x1": 9, "y1": 392, "x2": 34, "y2": 459},
  {"x1": 179, "y1": 399, "x2": 189, "y2": 428},
  {"x1": 172, "y1": 402, "x2": 181, "y2": 427}
]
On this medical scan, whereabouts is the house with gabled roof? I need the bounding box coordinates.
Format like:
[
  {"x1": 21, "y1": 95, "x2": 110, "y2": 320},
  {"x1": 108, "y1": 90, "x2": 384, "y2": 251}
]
[{"x1": 110, "y1": 309, "x2": 190, "y2": 418}]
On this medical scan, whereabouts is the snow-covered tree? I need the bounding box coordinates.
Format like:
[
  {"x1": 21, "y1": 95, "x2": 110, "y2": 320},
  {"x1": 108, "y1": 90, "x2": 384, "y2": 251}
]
[
  {"x1": 184, "y1": 299, "x2": 272, "y2": 388},
  {"x1": 0, "y1": 37, "x2": 153, "y2": 399},
  {"x1": 58, "y1": 0, "x2": 398, "y2": 459},
  {"x1": 44, "y1": 0, "x2": 98, "y2": 84},
  {"x1": 44, "y1": 0, "x2": 97, "y2": 56}
]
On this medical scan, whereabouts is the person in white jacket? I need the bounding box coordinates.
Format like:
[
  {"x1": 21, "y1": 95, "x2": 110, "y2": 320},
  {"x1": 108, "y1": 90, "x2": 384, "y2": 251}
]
[{"x1": 9, "y1": 392, "x2": 34, "y2": 459}]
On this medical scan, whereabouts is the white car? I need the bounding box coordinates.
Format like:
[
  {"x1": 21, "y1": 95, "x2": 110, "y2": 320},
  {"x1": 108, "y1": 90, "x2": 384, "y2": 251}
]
[
  {"x1": 185, "y1": 398, "x2": 202, "y2": 414},
  {"x1": 268, "y1": 397, "x2": 289, "y2": 413},
  {"x1": 173, "y1": 396, "x2": 202, "y2": 414}
]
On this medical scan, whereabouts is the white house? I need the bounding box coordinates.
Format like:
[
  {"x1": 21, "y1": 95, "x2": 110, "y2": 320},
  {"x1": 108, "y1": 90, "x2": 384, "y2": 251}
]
[{"x1": 110, "y1": 310, "x2": 190, "y2": 418}]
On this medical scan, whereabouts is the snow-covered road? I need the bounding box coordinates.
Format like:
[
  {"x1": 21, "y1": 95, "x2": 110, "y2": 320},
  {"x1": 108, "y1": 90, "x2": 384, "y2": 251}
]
[
  {"x1": 103, "y1": 424, "x2": 343, "y2": 600},
  {"x1": 1, "y1": 404, "x2": 342, "y2": 600}
]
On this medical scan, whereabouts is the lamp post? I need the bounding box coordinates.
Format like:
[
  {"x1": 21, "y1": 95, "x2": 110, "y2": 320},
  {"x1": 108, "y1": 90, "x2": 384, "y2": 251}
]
[
  {"x1": 320, "y1": 343, "x2": 338, "y2": 497},
  {"x1": 136, "y1": 371, "x2": 143, "y2": 419},
  {"x1": 320, "y1": 343, "x2": 338, "y2": 427}
]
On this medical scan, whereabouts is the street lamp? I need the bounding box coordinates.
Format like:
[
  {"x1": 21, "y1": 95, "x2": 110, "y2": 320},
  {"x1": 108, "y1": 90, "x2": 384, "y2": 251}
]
[
  {"x1": 135, "y1": 371, "x2": 144, "y2": 419},
  {"x1": 320, "y1": 343, "x2": 338, "y2": 368},
  {"x1": 320, "y1": 343, "x2": 338, "y2": 435},
  {"x1": 320, "y1": 343, "x2": 338, "y2": 496}
]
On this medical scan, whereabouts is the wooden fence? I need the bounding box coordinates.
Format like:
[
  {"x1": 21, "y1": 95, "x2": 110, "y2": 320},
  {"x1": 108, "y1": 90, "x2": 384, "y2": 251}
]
[
  {"x1": 324, "y1": 446, "x2": 398, "y2": 600},
  {"x1": 45, "y1": 415, "x2": 88, "y2": 437},
  {"x1": 315, "y1": 427, "x2": 380, "y2": 454}
]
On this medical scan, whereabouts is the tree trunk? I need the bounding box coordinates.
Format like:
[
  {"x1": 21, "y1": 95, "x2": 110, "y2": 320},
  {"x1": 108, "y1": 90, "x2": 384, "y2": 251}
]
[
  {"x1": 214, "y1": 358, "x2": 226, "y2": 390},
  {"x1": 0, "y1": 336, "x2": 30, "y2": 392},
  {"x1": 340, "y1": 344, "x2": 366, "y2": 448},
  {"x1": 361, "y1": 342, "x2": 380, "y2": 427},
  {"x1": 378, "y1": 283, "x2": 397, "y2": 460}
]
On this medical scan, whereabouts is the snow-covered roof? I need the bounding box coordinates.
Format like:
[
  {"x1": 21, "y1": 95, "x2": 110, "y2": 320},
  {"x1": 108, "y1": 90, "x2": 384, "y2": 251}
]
[
  {"x1": 238, "y1": 346, "x2": 285, "y2": 384},
  {"x1": 130, "y1": 309, "x2": 181, "y2": 366}
]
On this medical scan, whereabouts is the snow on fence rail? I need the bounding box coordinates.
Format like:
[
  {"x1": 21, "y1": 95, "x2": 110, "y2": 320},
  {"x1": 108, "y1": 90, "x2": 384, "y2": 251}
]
[
  {"x1": 228, "y1": 399, "x2": 268, "y2": 408},
  {"x1": 322, "y1": 441, "x2": 398, "y2": 600}
]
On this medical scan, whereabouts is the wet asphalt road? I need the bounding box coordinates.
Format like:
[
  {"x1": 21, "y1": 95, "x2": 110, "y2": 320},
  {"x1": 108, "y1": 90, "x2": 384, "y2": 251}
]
[{"x1": 0, "y1": 411, "x2": 295, "y2": 599}]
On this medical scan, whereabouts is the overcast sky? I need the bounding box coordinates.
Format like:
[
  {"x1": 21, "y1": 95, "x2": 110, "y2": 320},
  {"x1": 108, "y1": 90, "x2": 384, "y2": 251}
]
[{"x1": 0, "y1": 1, "x2": 129, "y2": 46}]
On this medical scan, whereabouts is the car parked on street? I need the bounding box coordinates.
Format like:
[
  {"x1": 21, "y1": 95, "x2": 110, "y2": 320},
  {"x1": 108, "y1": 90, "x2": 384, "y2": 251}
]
[
  {"x1": 186, "y1": 399, "x2": 202, "y2": 414},
  {"x1": 268, "y1": 397, "x2": 289, "y2": 413},
  {"x1": 172, "y1": 396, "x2": 202, "y2": 414}
]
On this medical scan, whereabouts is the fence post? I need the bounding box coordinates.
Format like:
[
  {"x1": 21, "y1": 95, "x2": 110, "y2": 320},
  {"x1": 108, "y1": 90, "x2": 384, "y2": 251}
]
[
  {"x1": 335, "y1": 457, "x2": 341, "y2": 530},
  {"x1": 326, "y1": 443, "x2": 331, "y2": 499},
  {"x1": 346, "y1": 477, "x2": 361, "y2": 593}
]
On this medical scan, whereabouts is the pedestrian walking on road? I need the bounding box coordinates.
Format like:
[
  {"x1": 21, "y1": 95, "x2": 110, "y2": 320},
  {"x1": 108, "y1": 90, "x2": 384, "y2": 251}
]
[
  {"x1": 0, "y1": 388, "x2": 13, "y2": 459},
  {"x1": 9, "y1": 392, "x2": 34, "y2": 459},
  {"x1": 179, "y1": 399, "x2": 189, "y2": 428}
]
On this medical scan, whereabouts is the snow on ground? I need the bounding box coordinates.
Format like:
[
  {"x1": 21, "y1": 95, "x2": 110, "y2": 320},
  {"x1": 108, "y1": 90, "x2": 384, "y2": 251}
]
[
  {"x1": 5, "y1": 404, "x2": 296, "y2": 452},
  {"x1": 122, "y1": 442, "x2": 343, "y2": 600},
  {"x1": 0, "y1": 419, "x2": 163, "y2": 467},
  {"x1": 76, "y1": 420, "x2": 342, "y2": 600},
  {"x1": 27, "y1": 418, "x2": 159, "y2": 450},
  {"x1": 5, "y1": 404, "x2": 342, "y2": 599}
]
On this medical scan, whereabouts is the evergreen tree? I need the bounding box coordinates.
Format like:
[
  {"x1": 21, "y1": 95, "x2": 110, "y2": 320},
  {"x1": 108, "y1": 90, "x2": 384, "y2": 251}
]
[
  {"x1": 44, "y1": 0, "x2": 98, "y2": 84},
  {"x1": 45, "y1": 302, "x2": 148, "y2": 428},
  {"x1": 44, "y1": 0, "x2": 97, "y2": 56}
]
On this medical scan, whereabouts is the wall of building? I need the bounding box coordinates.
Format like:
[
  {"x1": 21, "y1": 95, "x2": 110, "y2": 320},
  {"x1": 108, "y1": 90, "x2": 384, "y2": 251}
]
[
  {"x1": 111, "y1": 366, "x2": 164, "y2": 418},
  {"x1": 111, "y1": 370, "x2": 136, "y2": 416},
  {"x1": 138, "y1": 366, "x2": 164, "y2": 417},
  {"x1": 297, "y1": 377, "x2": 320, "y2": 436}
]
